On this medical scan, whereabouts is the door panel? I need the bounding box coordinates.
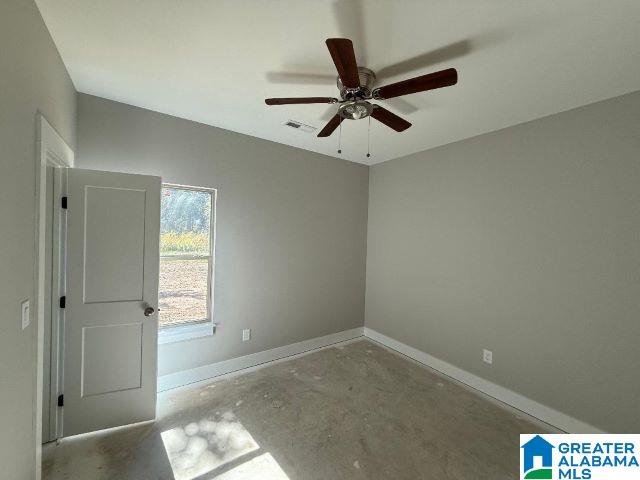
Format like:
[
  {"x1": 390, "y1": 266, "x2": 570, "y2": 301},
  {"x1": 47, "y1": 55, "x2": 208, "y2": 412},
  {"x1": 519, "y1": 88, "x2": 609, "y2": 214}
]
[
  {"x1": 83, "y1": 186, "x2": 146, "y2": 303},
  {"x1": 64, "y1": 168, "x2": 160, "y2": 437},
  {"x1": 81, "y1": 323, "x2": 143, "y2": 397}
]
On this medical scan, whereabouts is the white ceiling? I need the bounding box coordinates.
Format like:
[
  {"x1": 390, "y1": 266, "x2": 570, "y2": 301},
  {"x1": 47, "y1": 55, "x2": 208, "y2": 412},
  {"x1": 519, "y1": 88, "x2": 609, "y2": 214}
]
[{"x1": 36, "y1": 0, "x2": 640, "y2": 165}]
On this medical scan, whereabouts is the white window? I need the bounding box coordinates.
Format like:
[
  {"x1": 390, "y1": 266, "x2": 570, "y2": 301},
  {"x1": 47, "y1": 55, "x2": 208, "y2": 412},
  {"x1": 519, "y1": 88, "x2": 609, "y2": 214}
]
[{"x1": 158, "y1": 184, "x2": 216, "y2": 343}]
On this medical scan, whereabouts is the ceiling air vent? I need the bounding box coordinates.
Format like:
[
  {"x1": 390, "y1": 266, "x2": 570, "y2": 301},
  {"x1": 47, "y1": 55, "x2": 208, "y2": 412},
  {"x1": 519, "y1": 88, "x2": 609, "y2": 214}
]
[{"x1": 283, "y1": 120, "x2": 316, "y2": 133}]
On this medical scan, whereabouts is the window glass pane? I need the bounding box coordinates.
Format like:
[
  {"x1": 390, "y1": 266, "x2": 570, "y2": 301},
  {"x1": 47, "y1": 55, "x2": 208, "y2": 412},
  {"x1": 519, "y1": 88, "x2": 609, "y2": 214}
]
[
  {"x1": 159, "y1": 258, "x2": 209, "y2": 327},
  {"x1": 160, "y1": 187, "x2": 211, "y2": 256}
]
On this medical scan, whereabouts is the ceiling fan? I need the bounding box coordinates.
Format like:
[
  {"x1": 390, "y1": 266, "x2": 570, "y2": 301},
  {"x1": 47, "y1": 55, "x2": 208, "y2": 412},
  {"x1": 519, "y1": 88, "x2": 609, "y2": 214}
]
[{"x1": 265, "y1": 38, "x2": 458, "y2": 138}]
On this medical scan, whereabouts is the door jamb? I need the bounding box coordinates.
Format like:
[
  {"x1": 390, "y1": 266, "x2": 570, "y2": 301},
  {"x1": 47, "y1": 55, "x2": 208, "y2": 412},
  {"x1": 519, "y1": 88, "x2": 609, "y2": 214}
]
[{"x1": 35, "y1": 114, "x2": 73, "y2": 478}]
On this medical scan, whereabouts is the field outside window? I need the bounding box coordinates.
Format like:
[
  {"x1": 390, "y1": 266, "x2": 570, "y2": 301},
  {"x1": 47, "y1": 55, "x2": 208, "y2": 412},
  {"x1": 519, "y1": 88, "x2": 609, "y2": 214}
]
[{"x1": 159, "y1": 185, "x2": 215, "y2": 329}]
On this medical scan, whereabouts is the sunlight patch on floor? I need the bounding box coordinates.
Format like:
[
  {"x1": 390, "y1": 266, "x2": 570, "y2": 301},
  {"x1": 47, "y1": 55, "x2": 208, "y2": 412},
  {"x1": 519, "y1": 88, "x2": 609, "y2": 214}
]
[
  {"x1": 161, "y1": 411, "x2": 259, "y2": 480},
  {"x1": 215, "y1": 452, "x2": 289, "y2": 480}
]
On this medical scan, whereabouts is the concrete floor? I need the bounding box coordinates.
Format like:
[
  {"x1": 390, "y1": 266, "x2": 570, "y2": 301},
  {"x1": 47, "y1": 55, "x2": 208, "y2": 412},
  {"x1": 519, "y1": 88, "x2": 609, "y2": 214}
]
[{"x1": 43, "y1": 339, "x2": 552, "y2": 479}]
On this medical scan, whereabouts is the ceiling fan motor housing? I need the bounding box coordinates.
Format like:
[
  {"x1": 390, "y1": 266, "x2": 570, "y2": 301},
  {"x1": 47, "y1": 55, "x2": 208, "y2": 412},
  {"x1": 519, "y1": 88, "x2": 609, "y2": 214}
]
[
  {"x1": 336, "y1": 67, "x2": 376, "y2": 120},
  {"x1": 337, "y1": 67, "x2": 376, "y2": 100}
]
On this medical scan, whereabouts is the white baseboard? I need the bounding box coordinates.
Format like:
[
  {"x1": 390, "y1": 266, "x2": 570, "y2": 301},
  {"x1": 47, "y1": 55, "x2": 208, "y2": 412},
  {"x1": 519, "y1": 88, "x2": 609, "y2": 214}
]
[
  {"x1": 157, "y1": 325, "x2": 603, "y2": 434},
  {"x1": 158, "y1": 327, "x2": 364, "y2": 392},
  {"x1": 363, "y1": 327, "x2": 604, "y2": 434}
]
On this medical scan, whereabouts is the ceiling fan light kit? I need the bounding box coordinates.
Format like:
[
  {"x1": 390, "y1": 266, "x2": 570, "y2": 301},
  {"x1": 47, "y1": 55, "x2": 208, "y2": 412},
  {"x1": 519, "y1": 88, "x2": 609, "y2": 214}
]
[
  {"x1": 265, "y1": 38, "x2": 458, "y2": 156},
  {"x1": 338, "y1": 100, "x2": 373, "y2": 120}
]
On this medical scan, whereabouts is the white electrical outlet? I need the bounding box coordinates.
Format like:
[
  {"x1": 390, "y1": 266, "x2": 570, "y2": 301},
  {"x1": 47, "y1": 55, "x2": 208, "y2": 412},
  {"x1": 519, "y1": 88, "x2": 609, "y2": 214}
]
[
  {"x1": 21, "y1": 300, "x2": 30, "y2": 330},
  {"x1": 242, "y1": 329, "x2": 251, "y2": 342},
  {"x1": 483, "y1": 349, "x2": 493, "y2": 365}
]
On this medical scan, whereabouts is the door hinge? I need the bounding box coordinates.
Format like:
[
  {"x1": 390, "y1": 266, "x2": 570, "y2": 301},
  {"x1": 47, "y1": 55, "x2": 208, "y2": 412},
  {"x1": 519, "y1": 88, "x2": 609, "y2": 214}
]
[
  {"x1": 59, "y1": 296, "x2": 66, "y2": 309},
  {"x1": 57, "y1": 394, "x2": 64, "y2": 407},
  {"x1": 61, "y1": 196, "x2": 68, "y2": 209}
]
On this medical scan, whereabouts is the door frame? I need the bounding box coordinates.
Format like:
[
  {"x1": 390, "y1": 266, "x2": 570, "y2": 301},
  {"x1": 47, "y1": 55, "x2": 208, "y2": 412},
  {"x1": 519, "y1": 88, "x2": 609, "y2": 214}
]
[
  {"x1": 34, "y1": 114, "x2": 74, "y2": 476},
  {"x1": 41, "y1": 165, "x2": 66, "y2": 444}
]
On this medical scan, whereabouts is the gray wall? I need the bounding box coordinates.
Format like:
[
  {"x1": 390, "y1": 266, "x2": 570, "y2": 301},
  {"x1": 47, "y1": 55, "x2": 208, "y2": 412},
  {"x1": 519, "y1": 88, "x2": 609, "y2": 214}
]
[
  {"x1": 0, "y1": 0, "x2": 76, "y2": 478},
  {"x1": 77, "y1": 93, "x2": 369, "y2": 377},
  {"x1": 366, "y1": 91, "x2": 640, "y2": 433}
]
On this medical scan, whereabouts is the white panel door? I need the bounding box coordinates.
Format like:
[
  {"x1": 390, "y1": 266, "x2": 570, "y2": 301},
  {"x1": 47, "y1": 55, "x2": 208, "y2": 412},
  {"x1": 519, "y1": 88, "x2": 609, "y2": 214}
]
[{"x1": 64, "y1": 168, "x2": 161, "y2": 437}]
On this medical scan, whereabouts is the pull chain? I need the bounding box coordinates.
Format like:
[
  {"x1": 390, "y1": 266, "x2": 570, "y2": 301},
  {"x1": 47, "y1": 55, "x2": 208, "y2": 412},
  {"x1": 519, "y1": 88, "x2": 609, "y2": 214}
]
[
  {"x1": 338, "y1": 117, "x2": 343, "y2": 154},
  {"x1": 366, "y1": 115, "x2": 371, "y2": 158}
]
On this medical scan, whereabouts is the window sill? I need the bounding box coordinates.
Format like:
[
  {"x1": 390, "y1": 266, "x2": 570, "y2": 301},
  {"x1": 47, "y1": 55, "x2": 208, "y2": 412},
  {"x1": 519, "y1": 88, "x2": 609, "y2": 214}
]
[{"x1": 158, "y1": 321, "x2": 216, "y2": 345}]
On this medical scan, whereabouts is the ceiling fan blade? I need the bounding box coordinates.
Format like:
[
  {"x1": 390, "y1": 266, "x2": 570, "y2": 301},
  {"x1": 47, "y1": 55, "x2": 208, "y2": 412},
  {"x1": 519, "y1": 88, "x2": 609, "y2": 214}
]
[
  {"x1": 326, "y1": 38, "x2": 360, "y2": 88},
  {"x1": 370, "y1": 106, "x2": 412, "y2": 132},
  {"x1": 265, "y1": 97, "x2": 338, "y2": 105},
  {"x1": 317, "y1": 114, "x2": 343, "y2": 137},
  {"x1": 332, "y1": 0, "x2": 367, "y2": 66},
  {"x1": 373, "y1": 68, "x2": 458, "y2": 100}
]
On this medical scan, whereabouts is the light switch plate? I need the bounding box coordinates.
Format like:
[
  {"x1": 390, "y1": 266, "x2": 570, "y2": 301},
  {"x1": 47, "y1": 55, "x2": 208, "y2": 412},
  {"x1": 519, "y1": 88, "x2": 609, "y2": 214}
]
[
  {"x1": 483, "y1": 349, "x2": 493, "y2": 365},
  {"x1": 21, "y1": 300, "x2": 30, "y2": 330},
  {"x1": 242, "y1": 329, "x2": 251, "y2": 342}
]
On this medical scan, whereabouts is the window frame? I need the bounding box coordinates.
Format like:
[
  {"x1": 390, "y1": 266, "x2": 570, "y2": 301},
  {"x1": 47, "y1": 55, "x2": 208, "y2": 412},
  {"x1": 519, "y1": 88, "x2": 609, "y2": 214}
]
[{"x1": 158, "y1": 183, "x2": 217, "y2": 344}]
